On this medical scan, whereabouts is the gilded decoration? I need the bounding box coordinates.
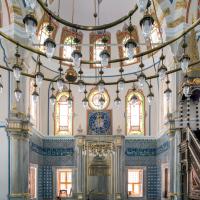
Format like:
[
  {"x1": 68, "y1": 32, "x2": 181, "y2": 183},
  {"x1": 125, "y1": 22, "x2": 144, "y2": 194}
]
[
  {"x1": 89, "y1": 31, "x2": 111, "y2": 68},
  {"x1": 88, "y1": 87, "x2": 110, "y2": 110},
  {"x1": 116, "y1": 26, "x2": 140, "y2": 67},
  {"x1": 126, "y1": 90, "x2": 145, "y2": 135},
  {"x1": 54, "y1": 92, "x2": 73, "y2": 136},
  {"x1": 59, "y1": 27, "x2": 83, "y2": 66}
]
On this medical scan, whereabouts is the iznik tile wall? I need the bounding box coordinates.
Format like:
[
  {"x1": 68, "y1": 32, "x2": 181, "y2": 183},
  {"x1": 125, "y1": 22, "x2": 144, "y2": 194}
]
[{"x1": 30, "y1": 134, "x2": 170, "y2": 200}]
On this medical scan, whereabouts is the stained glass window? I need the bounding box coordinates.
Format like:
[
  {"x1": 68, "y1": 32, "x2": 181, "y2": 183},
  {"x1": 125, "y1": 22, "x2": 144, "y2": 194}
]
[
  {"x1": 57, "y1": 168, "x2": 72, "y2": 197},
  {"x1": 116, "y1": 27, "x2": 140, "y2": 67},
  {"x1": 29, "y1": 165, "x2": 37, "y2": 199},
  {"x1": 128, "y1": 169, "x2": 143, "y2": 197},
  {"x1": 126, "y1": 90, "x2": 145, "y2": 135},
  {"x1": 90, "y1": 32, "x2": 111, "y2": 68},
  {"x1": 63, "y1": 36, "x2": 76, "y2": 65},
  {"x1": 37, "y1": 22, "x2": 49, "y2": 52},
  {"x1": 55, "y1": 92, "x2": 73, "y2": 135},
  {"x1": 93, "y1": 38, "x2": 104, "y2": 68}
]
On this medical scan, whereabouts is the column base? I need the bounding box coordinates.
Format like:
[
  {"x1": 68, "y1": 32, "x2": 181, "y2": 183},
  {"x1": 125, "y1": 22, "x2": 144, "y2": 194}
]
[
  {"x1": 9, "y1": 193, "x2": 30, "y2": 200},
  {"x1": 77, "y1": 193, "x2": 84, "y2": 200},
  {"x1": 115, "y1": 193, "x2": 122, "y2": 200}
]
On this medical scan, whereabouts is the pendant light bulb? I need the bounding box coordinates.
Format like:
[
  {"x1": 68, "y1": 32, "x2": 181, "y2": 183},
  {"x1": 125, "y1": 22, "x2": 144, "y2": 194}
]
[
  {"x1": 183, "y1": 83, "x2": 190, "y2": 96},
  {"x1": 25, "y1": 0, "x2": 36, "y2": 9},
  {"x1": 140, "y1": 13, "x2": 154, "y2": 38},
  {"x1": 98, "y1": 80, "x2": 105, "y2": 93},
  {"x1": 137, "y1": 72, "x2": 146, "y2": 87},
  {"x1": 164, "y1": 87, "x2": 172, "y2": 102},
  {"x1": 49, "y1": 94, "x2": 56, "y2": 105},
  {"x1": 35, "y1": 71, "x2": 44, "y2": 87},
  {"x1": 78, "y1": 80, "x2": 85, "y2": 93},
  {"x1": 32, "y1": 90, "x2": 39, "y2": 103},
  {"x1": 14, "y1": 81, "x2": 22, "y2": 102},
  {"x1": 130, "y1": 95, "x2": 138, "y2": 105},
  {"x1": 13, "y1": 64, "x2": 22, "y2": 81},
  {"x1": 82, "y1": 97, "x2": 88, "y2": 109},
  {"x1": 147, "y1": 92, "x2": 154, "y2": 104},
  {"x1": 158, "y1": 64, "x2": 167, "y2": 81},
  {"x1": 57, "y1": 78, "x2": 64, "y2": 92},
  {"x1": 99, "y1": 50, "x2": 110, "y2": 67},
  {"x1": 180, "y1": 55, "x2": 190, "y2": 73},
  {"x1": 23, "y1": 14, "x2": 38, "y2": 39},
  {"x1": 71, "y1": 50, "x2": 82, "y2": 68},
  {"x1": 137, "y1": 0, "x2": 148, "y2": 12},
  {"x1": 67, "y1": 96, "x2": 73, "y2": 108},
  {"x1": 44, "y1": 38, "x2": 56, "y2": 59},
  {"x1": 118, "y1": 78, "x2": 125, "y2": 91},
  {"x1": 0, "y1": 82, "x2": 3, "y2": 94},
  {"x1": 125, "y1": 39, "x2": 137, "y2": 60},
  {"x1": 114, "y1": 96, "x2": 121, "y2": 107}
]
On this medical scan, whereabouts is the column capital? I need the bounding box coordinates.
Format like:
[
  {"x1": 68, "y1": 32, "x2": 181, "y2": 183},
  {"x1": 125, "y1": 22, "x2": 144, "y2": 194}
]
[
  {"x1": 114, "y1": 135, "x2": 125, "y2": 147},
  {"x1": 6, "y1": 111, "x2": 32, "y2": 139}
]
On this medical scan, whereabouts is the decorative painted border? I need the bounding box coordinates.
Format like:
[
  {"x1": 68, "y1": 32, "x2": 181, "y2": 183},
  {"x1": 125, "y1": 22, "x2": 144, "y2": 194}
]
[
  {"x1": 30, "y1": 142, "x2": 74, "y2": 156},
  {"x1": 125, "y1": 141, "x2": 169, "y2": 156}
]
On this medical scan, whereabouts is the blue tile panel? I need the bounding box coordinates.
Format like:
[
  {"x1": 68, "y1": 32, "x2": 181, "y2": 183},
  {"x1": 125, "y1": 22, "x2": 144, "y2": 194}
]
[
  {"x1": 30, "y1": 142, "x2": 74, "y2": 156},
  {"x1": 147, "y1": 166, "x2": 161, "y2": 200},
  {"x1": 125, "y1": 141, "x2": 169, "y2": 156}
]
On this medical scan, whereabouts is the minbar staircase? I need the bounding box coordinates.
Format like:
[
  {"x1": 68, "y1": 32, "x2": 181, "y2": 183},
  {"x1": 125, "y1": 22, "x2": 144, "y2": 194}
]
[{"x1": 180, "y1": 128, "x2": 200, "y2": 200}]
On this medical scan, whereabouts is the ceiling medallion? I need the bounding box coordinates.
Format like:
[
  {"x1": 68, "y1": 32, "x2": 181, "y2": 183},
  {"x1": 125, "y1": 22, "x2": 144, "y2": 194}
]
[{"x1": 88, "y1": 87, "x2": 110, "y2": 110}]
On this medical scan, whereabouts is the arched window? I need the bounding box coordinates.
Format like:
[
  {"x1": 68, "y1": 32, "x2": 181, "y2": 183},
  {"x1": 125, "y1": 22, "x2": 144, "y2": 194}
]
[
  {"x1": 90, "y1": 31, "x2": 111, "y2": 68},
  {"x1": 60, "y1": 27, "x2": 83, "y2": 66},
  {"x1": 55, "y1": 92, "x2": 73, "y2": 136},
  {"x1": 37, "y1": 14, "x2": 58, "y2": 51},
  {"x1": 126, "y1": 90, "x2": 145, "y2": 135},
  {"x1": 117, "y1": 26, "x2": 140, "y2": 66}
]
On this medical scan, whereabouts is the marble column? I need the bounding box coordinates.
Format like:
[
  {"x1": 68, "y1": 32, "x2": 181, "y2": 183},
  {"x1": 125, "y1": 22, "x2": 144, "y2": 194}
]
[
  {"x1": 114, "y1": 135, "x2": 125, "y2": 200},
  {"x1": 75, "y1": 135, "x2": 85, "y2": 200},
  {"x1": 6, "y1": 111, "x2": 31, "y2": 200}
]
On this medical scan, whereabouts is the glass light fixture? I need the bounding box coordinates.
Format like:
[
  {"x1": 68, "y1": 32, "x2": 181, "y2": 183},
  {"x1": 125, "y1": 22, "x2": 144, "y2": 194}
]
[
  {"x1": 137, "y1": 72, "x2": 146, "y2": 87},
  {"x1": 183, "y1": 82, "x2": 190, "y2": 96},
  {"x1": 23, "y1": 13, "x2": 38, "y2": 38},
  {"x1": 180, "y1": 54, "x2": 190, "y2": 73},
  {"x1": 44, "y1": 38, "x2": 56, "y2": 59},
  {"x1": 57, "y1": 77, "x2": 64, "y2": 92},
  {"x1": 0, "y1": 82, "x2": 3, "y2": 94},
  {"x1": 140, "y1": 13, "x2": 154, "y2": 38},
  {"x1": 164, "y1": 87, "x2": 172, "y2": 101},
  {"x1": 78, "y1": 80, "x2": 85, "y2": 93},
  {"x1": 99, "y1": 96, "x2": 105, "y2": 108},
  {"x1": 124, "y1": 39, "x2": 137, "y2": 60},
  {"x1": 25, "y1": 0, "x2": 36, "y2": 9},
  {"x1": 49, "y1": 93, "x2": 56, "y2": 105},
  {"x1": 13, "y1": 64, "x2": 22, "y2": 81},
  {"x1": 67, "y1": 96, "x2": 73, "y2": 108},
  {"x1": 130, "y1": 95, "x2": 138, "y2": 105},
  {"x1": 147, "y1": 92, "x2": 154, "y2": 104},
  {"x1": 137, "y1": 0, "x2": 148, "y2": 12},
  {"x1": 118, "y1": 78, "x2": 125, "y2": 91},
  {"x1": 32, "y1": 90, "x2": 39, "y2": 103},
  {"x1": 99, "y1": 49, "x2": 110, "y2": 67},
  {"x1": 71, "y1": 50, "x2": 82, "y2": 68},
  {"x1": 114, "y1": 96, "x2": 121, "y2": 107},
  {"x1": 14, "y1": 81, "x2": 22, "y2": 102},
  {"x1": 35, "y1": 71, "x2": 44, "y2": 87},
  {"x1": 82, "y1": 97, "x2": 88, "y2": 108},
  {"x1": 158, "y1": 64, "x2": 167, "y2": 80},
  {"x1": 98, "y1": 79, "x2": 105, "y2": 93}
]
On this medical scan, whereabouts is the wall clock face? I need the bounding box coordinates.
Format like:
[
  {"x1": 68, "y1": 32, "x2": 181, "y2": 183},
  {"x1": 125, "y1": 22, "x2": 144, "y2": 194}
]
[{"x1": 88, "y1": 87, "x2": 110, "y2": 110}]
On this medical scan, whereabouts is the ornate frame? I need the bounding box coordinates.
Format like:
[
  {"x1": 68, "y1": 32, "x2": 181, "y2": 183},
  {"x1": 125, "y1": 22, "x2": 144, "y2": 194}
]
[
  {"x1": 125, "y1": 89, "x2": 145, "y2": 135},
  {"x1": 87, "y1": 109, "x2": 113, "y2": 135},
  {"x1": 59, "y1": 27, "x2": 83, "y2": 66},
  {"x1": 89, "y1": 31, "x2": 111, "y2": 68},
  {"x1": 116, "y1": 26, "x2": 140, "y2": 67},
  {"x1": 88, "y1": 87, "x2": 110, "y2": 110}
]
